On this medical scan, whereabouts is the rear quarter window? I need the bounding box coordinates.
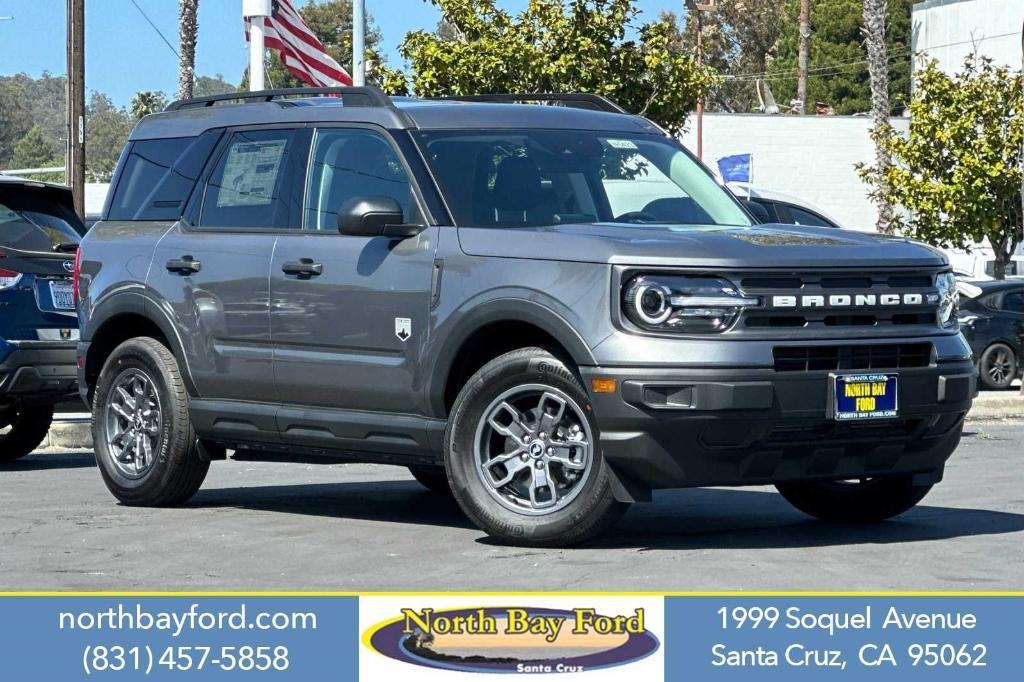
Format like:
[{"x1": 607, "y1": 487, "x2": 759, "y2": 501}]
[{"x1": 107, "y1": 132, "x2": 220, "y2": 221}]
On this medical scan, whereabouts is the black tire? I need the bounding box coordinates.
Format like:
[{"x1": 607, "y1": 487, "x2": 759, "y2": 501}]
[
  {"x1": 92, "y1": 337, "x2": 209, "y2": 506},
  {"x1": 408, "y1": 465, "x2": 452, "y2": 494},
  {"x1": 978, "y1": 342, "x2": 1017, "y2": 390},
  {"x1": 776, "y1": 475, "x2": 933, "y2": 522},
  {"x1": 445, "y1": 348, "x2": 626, "y2": 547},
  {"x1": 0, "y1": 403, "x2": 54, "y2": 461}
]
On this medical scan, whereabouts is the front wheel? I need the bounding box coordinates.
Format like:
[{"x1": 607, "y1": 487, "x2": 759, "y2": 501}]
[
  {"x1": 0, "y1": 403, "x2": 54, "y2": 461},
  {"x1": 445, "y1": 348, "x2": 626, "y2": 547},
  {"x1": 92, "y1": 337, "x2": 209, "y2": 506},
  {"x1": 776, "y1": 476, "x2": 933, "y2": 522}
]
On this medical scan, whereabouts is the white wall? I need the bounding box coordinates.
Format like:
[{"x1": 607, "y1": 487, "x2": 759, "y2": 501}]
[
  {"x1": 912, "y1": 0, "x2": 1023, "y2": 74},
  {"x1": 680, "y1": 113, "x2": 909, "y2": 232}
]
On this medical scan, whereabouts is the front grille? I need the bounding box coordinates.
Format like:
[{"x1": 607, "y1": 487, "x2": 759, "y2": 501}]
[
  {"x1": 773, "y1": 343, "x2": 933, "y2": 372},
  {"x1": 738, "y1": 269, "x2": 941, "y2": 334},
  {"x1": 765, "y1": 418, "x2": 925, "y2": 444}
]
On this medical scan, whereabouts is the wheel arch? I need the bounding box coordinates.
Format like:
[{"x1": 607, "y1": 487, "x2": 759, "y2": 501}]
[
  {"x1": 84, "y1": 294, "x2": 196, "y2": 401},
  {"x1": 428, "y1": 299, "x2": 597, "y2": 417}
]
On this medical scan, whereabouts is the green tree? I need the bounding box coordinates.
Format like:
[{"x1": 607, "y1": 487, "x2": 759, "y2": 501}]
[
  {"x1": 130, "y1": 90, "x2": 168, "y2": 120},
  {"x1": 241, "y1": 0, "x2": 384, "y2": 89},
  {"x1": 674, "y1": 1, "x2": 792, "y2": 113},
  {"x1": 85, "y1": 93, "x2": 132, "y2": 182},
  {"x1": 859, "y1": 56, "x2": 1023, "y2": 279},
  {"x1": 392, "y1": 0, "x2": 718, "y2": 135},
  {"x1": 194, "y1": 73, "x2": 237, "y2": 98},
  {"x1": 10, "y1": 124, "x2": 62, "y2": 178},
  {"x1": 772, "y1": 0, "x2": 912, "y2": 115},
  {"x1": 0, "y1": 78, "x2": 32, "y2": 167}
]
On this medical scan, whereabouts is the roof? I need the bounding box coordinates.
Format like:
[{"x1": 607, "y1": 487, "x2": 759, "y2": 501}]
[
  {"x1": 0, "y1": 174, "x2": 73, "y2": 195},
  {"x1": 131, "y1": 96, "x2": 662, "y2": 141}
]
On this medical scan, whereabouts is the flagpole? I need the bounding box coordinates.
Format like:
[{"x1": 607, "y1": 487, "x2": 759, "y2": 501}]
[
  {"x1": 244, "y1": 0, "x2": 272, "y2": 91},
  {"x1": 353, "y1": 0, "x2": 365, "y2": 86}
]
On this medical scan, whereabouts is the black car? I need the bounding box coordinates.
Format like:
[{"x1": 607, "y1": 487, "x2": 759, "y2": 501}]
[{"x1": 958, "y1": 279, "x2": 1024, "y2": 390}]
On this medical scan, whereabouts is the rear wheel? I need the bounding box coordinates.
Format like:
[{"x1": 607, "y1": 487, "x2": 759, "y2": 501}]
[
  {"x1": 408, "y1": 465, "x2": 451, "y2": 494},
  {"x1": 978, "y1": 342, "x2": 1017, "y2": 390},
  {"x1": 0, "y1": 403, "x2": 54, "y2": 461},
  {"x1": 92, "y1": 337, "x2": 208, "y2": 506},
  {"x1": 445, "y1": 348, "x2": 626, "y2": 547},
  {"x1": 776, "y1": 475, "x2": 933, "y2": 522}
]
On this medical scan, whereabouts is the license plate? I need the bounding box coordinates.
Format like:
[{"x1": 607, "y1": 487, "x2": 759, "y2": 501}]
[
  {"x1": 49, "y1": 280, "x2": 75, "y2": 310},
  {"x1": 833, "y1": 373, "x2": 898, "y2": 420}
]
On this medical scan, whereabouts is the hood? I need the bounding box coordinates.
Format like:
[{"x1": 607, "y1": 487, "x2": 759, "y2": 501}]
[{"x1": 457, "y1": 223, "x2": 947, "y2": 269}]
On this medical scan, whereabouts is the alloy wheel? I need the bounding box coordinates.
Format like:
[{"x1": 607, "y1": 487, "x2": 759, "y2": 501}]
[
  {"x1": 104, "y1": 368, "x2": 162, "y2": 479},
  {"x1": 473, "y1": 384, "x2": 593, "y2": 516}
]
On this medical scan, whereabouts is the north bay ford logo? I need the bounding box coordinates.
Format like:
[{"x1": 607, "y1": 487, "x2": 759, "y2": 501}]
[
  {"x1": 770, "y1": 292, "x2": 937, "y2": 309},
  {"x1": 364, "y1": 606, "x2": 659, "y2": 674}
]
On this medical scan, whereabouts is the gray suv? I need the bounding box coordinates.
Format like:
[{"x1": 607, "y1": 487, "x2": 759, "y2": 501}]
[{"x1": 76, "y1": 87, "x2": 976, "y2": 546}]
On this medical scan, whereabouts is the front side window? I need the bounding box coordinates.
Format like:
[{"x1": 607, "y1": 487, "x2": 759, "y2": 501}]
[
  {"x1": 1001, "y1": 290, "x2": 1024, "y2": 313},
  {"x1": 304, "y1": 128, "x2": 412, "y2": 231},
  {"x1": 788, "y1": 205, "x2": 835, "y2": 228},
  {"x1": 416, "y1": 129, "x2": 751, "y2": 228},
  {"x1": 200, "y1": 129, "x2": 298, "y2": 229}
]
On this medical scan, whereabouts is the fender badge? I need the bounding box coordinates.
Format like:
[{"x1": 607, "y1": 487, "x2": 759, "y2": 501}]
[{"x1": 395, "y1": 317, "x2": 411, "y2": 342}]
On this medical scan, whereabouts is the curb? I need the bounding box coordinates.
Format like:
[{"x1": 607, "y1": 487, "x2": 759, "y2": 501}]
[{"x1": 43, "y1": 394, "x2": 1023, "y2": 451}]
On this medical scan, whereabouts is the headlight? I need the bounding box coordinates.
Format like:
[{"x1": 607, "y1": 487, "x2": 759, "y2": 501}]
[
  {"x1": 622, "y1": 274, "x2": 759, "y2": 333},
  {"x1": 935, "y1": 272, "x2": 958, "y2": 329}
]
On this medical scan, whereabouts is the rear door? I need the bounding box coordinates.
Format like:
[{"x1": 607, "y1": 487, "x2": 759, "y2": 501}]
[
  {"x1": 151, "y1": 127, "x2": 307, "y2": 404},
  {"x1": 0, "y1": 183, "x2": 83, "y2": 341},
  {"x1": 269, "y1": 126, "x2": 438, "y2": 444}
]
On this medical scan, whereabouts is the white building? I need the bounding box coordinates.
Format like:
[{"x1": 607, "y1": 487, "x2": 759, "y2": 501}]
[
  {"x1": 912, "y1": 0, "x2": 1023, "y2": 74},
  {"x1": 681, "y1": 114, "x2": 909, "y2": 232}
]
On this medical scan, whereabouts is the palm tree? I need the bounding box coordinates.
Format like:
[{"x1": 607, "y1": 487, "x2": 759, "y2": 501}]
[
  {"x1": 862, "y1": 0, "x2": 894, "y2": 233},
  {"x1": 178, "y1": 0, "x2": 199, "y2": 100}
]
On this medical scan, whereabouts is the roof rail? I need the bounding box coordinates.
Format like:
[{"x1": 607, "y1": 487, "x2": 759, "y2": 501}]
[
  {"x1": 431, "y1": 93, "x2": 628, "y2": 114},
  {"x1": 164, "y1": 86, "x2": 393, "y2": 112}
]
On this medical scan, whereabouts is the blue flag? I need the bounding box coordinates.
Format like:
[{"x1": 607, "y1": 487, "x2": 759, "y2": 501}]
[{"x1": 717, "y1": 154, "x2": 752, "y2": 183}]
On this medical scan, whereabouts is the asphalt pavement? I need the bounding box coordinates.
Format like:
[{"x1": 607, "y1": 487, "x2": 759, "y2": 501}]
[{"x1": 1, "y1": 419, "x2": 1021, "y2": 592}]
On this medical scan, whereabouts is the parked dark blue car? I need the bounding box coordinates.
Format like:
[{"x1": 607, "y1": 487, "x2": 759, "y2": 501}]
[{"x1": 1, "y1": 176, "x2": 84, "y2": 461}]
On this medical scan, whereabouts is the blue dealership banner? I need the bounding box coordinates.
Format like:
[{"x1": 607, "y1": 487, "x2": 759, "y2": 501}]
[
  {"x1": 0, "y1": 594, "x2": 1021, "y2": 680},
  {"x1": 0, "y1": 596, "x2": 358, "y2": 680},
  {"x1": 667, "y1": 596, "x2": 1022, "y2": 681}
]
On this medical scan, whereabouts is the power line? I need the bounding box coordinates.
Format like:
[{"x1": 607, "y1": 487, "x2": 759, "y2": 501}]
[
  {"x1": 725, "y1": 30, "x2": 1019, "y2": 82},
  {"x1": 129, "y1": 0, "x2": 178, "y2": 59}
]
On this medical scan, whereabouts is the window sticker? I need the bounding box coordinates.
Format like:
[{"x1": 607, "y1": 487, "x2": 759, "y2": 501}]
[
  {"x1": 216, "y1": 140, "x2": 287, "y2": 207},
  {"x1": 606, "y1": 138, "x2": 639, "y2": 150}
]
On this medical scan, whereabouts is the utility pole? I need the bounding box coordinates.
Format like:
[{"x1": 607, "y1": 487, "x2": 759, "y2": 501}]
[
  {"x1": 688, "y1": 1, "x2": 717, "y2": 160},
  {"x1": 243, "y1": 0, "x2": 271, "y2": 91},
  {"x1": 797, "y1": 0, "x2": 810, "y2": 115},
  {"x1": 352, "y1": 0, "x2": 365, "y2": 86},
  {"x1": 66, "y1": 0, "x2": 85, "y2": 219}
]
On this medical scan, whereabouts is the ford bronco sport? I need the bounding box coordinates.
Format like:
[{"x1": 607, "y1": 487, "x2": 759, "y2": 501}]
[{"x1": 76, "y1": 87, "x2": 976, "y2": 546}]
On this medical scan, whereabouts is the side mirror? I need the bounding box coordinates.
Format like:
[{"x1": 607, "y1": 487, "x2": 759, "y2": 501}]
[
  {"x1": 337, "y1": 196, "x2": 425, "y2": 239},
  {"x1": 739, "y1": 199, "x2": 771, "y2": 224}
]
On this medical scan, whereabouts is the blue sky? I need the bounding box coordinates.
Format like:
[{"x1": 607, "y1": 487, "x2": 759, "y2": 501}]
[{"x1": 0, "y1": 0, "x2": 683, "y2": 106}]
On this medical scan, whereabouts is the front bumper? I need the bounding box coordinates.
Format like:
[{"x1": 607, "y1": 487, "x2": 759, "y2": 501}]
[
  {"x1": 0, "y1": 340, "x2": 78, "y2": 403},
  {"x1": 582, "y1": 359, "x2": 976, "y2": 500}
]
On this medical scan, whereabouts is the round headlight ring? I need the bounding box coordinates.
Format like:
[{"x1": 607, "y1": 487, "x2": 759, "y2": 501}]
[{"x1": 633, "y1": 283, "x2": 673, "y2": 325}]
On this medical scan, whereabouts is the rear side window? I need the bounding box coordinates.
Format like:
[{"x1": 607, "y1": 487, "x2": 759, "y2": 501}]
[
  {"x1": 199, "y1": 129, "x2": 299, "y2": 229},
  {"x1": 788, "y1": 205, "x2": 834, "y2": 227},
  {"x1": 1002, "y1": 290, "x2": 1024, "y2": 313},
  {"x1": 108, "y1": 134, "x2": 220, "y2": 221}
]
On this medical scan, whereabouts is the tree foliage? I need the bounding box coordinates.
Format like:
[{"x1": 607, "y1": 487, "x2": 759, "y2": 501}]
[
  {"x1": 130, "y1": 91, "x2": 168, "y2": 120},
  {"x1": 772, "y1": 0, "x2": 912, "y2": 115},
  {"x1": 859, "y1": 56, "x2": 1023, "y2": 279},
  {"x1": 9, "y1": 124, "x2": 62, "y2": 180},
  {"x1": 389, "y1": 0, "x2": 718, "y2": 135},
  {"x1": 673, "y1": 1, "x2": 792, "y2": 113}
]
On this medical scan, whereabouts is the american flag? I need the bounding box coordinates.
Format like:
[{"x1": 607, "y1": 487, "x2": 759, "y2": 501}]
[{"x1": 245, "y1": 0, "x2": 353, "y2": 87}]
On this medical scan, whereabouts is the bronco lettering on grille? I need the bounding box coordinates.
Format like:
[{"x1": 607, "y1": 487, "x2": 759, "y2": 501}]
[{"x1": 770, "y1": 293, "x2": 931, "y2": 308}]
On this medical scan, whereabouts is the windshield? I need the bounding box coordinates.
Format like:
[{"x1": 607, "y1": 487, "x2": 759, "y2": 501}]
[{"x1": 415, "y1": 129, "x2": 751, "y2": 228}]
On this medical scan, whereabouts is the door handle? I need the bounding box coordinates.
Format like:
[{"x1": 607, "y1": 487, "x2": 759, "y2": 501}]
[
  {"x1": 166, "y1": 255, "x2": 201, "y2": 274},
  {"x1": 281, "y1": 258, "x2": 323, "y2": 278}
]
